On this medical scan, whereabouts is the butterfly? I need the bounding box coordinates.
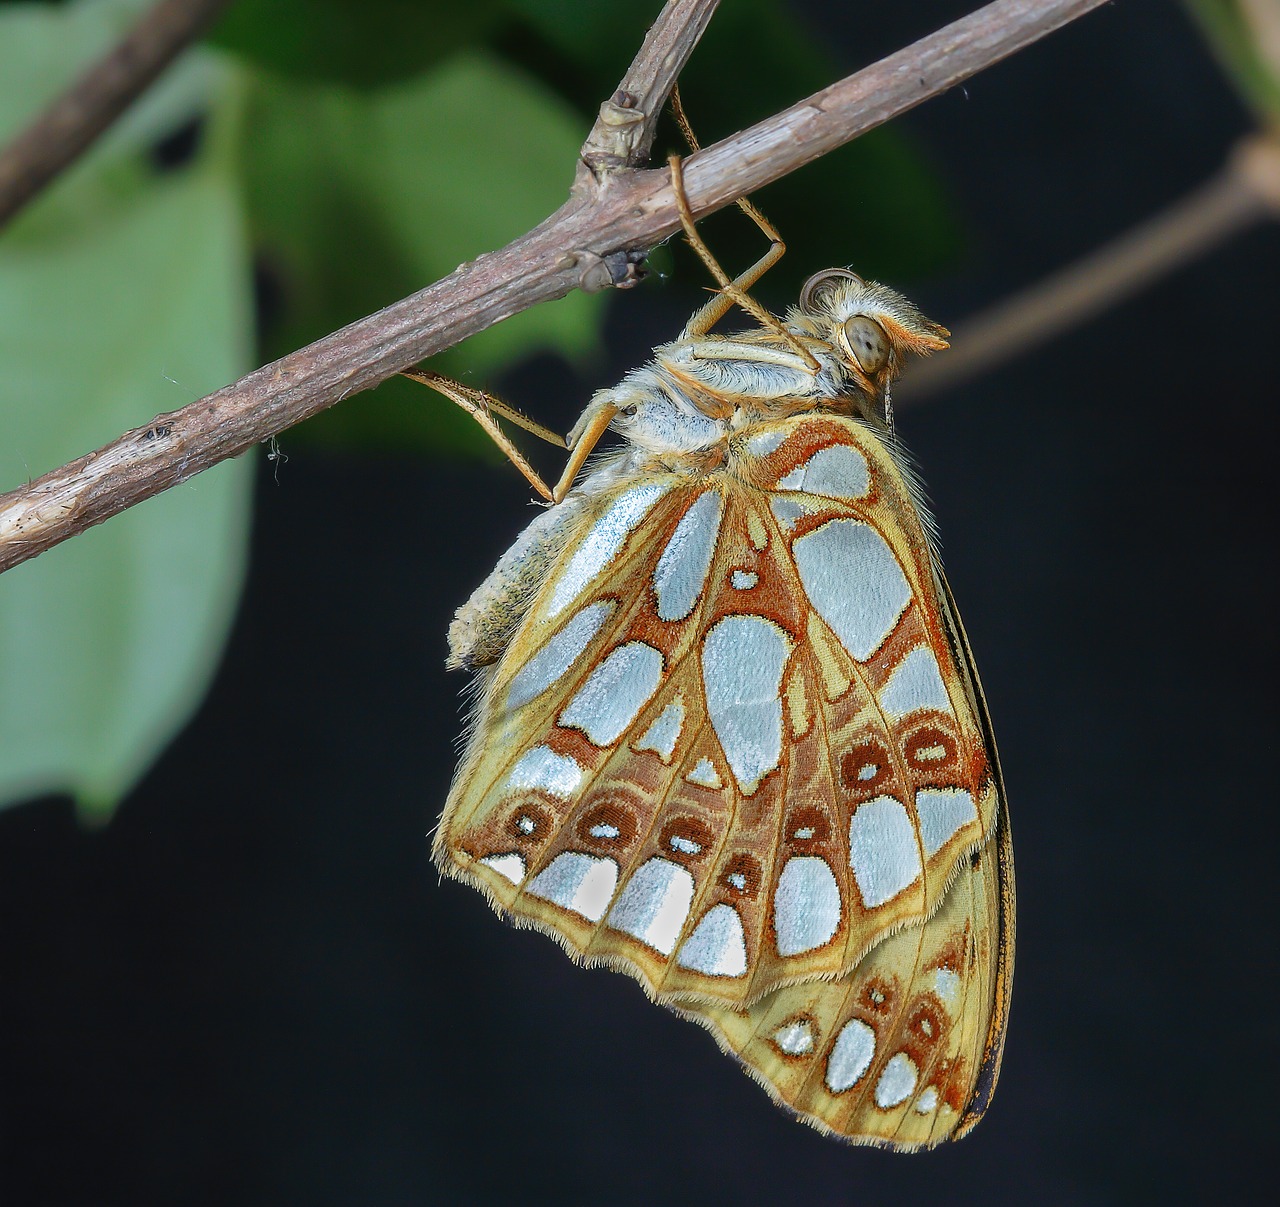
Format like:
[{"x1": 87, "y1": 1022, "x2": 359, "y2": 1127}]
[{"x1": 422, "y1": 176, "x2": 1014, "y2": 1147}]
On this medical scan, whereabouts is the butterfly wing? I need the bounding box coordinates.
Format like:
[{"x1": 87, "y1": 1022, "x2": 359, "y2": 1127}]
[
  {"x1": 438, "y1": 413, "x2": 1003, "y2": 1020},
  {"x1": 680, "y1": 561, "x2": 1014, "y2": 1147}
]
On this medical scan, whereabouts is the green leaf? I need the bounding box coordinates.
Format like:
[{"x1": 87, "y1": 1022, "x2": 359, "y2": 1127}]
[
  {"x1": 499, "y1": 0, "x2": 645, "y2": 77},
  {"x1": 240, "y1": 51, "x2": 604, "y2": 455},
  {"x1": 1185, "y1": 0, "x2": 1280, "y2": 125},
  {"x1": 0, "y1": 1, "x2": 254, "y2": 816}
]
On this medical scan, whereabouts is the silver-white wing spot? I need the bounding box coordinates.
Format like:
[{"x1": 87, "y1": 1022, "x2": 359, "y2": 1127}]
[
  {"x1": 633, "y1": 696, "x2": 684, "y2": 760},
  {"x1": 506, "y1": 601, "x2": 613, "y2": 711},
  {"x1": 479, "y1": 852, "x2": 526, "y2": 885},
  {"x1": 653, "y1": 490, "x2": 723, "y2": 621},
  {"x1": 915, "y1": 1086, "x2": 939, "y2": 1115},
  {"x1": 545, "y1": 482, "x2": 669, "y2": 618},
  {"x1": 774, "y1": 855, "x2": 842, "y2": 956},
  {"x1": 772, "y1": 1018, "x2": 816, "y2": 1056},
  {"x1": 826, "y1": 1018, "x2": 876, "y2": 1093},
  {"x1": 915, "y1": 787, "x2": 979, "y2": 857},
  {"x1": 793, "y1": 519, "x2": 911, "y2": 661},
  {"x1": 874, "y1": 1053, "x2": 919, "y2": 1109},
  {"x1": 526, "y1": 852, "x2": 618, "y2": 921},
  {"x1": 777, "y1": 443, "x2": 870, "y2": 500},
  {"x1": 747, "y1": 428, "x2": 787, "y2": 457},
  {"x1": 701, "y1": 615, "x2": 793, "y2": 795},
  {"x1": 558, "y1": 641, "x2": 663, "y2": 746},
  {"x1": 685, "y1": 758, "x2": 722, "y2": 789},
  {"x1": 878, "y1": 645, "x2": 951, "y2": 719},
  {"x1": 676, "y1": 904, "x2": 748, "y2": 977},
  {"x1": 769, "y1": 497, "x2": 806, "y2": 533},
  {"x1": 933, "y1": 968, "x2": 961, "y2": 1007},
  {"x1": 504, "y1": 746, "x2": 584, "y2": 799},
  {"x1": 607, "y1": 857, "x2": 695, "y2": 956},
  {"x1": 848, "y1": 795, "x2": 923, "y2": 908}
]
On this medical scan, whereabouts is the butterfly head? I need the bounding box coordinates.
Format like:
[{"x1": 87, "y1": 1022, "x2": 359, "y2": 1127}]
[{"x1": 793, "y1": 269, "x2": 949, "y2": 397}]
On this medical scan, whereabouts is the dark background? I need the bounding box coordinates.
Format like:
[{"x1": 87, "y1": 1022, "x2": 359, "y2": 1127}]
[{"x1": 2, "y1": 2, "x2": 1277, "y2": 1204}]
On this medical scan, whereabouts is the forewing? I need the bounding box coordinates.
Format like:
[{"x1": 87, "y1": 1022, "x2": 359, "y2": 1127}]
[{"x1": 437, "y1": 414, "x2": 1000, "y2": 1011}]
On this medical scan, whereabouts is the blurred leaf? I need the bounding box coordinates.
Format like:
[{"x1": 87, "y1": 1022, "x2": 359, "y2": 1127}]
[
  {"x1": 499, "y1": 0, "x2": 644, "y2": 79},
  {"x1": 241, "y1": 51, "x2": 604, "y2": 454},
  {"x1": 211, "y1": 0, "x2": 502, "y2": 89},
  {"x1": 0, "y1": 1, "x2": 253, "y2": 816},
  {"x1": 1186, "y1": 0, "x2": 1280, "y2": 125}
]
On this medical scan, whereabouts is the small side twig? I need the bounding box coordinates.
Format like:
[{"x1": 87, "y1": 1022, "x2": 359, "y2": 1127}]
[
  {"x1": 904, "y1": 133, "x2": 1280, "y2": 400},
  {"x1": 0, "y1": 0, "x2": 1109, "y2": 575},
  {"x1": 580, "y1": 0, "x2": 721, "y2": 177},
  {"x1": 0, "y1": 0, "x2": 231, "y2": 231}
]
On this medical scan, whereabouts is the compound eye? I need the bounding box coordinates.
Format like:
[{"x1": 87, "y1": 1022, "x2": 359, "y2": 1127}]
[
  {"x1": 842, "y1": 315, "x2": 890, "y2": 374},
  {"x1": 799, "y1": 268, "x2": 863, "y2": 313}
]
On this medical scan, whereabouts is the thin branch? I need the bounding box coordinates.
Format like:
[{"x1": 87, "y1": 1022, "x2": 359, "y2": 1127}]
[
  {"x1": 904, "y1": 133, "x2": 1280, "y2": 400},
  {"x1": 0, "y1": 0, "x2": 231, "y2": 231},
  {"x1": 580, "y1": 0, "x2": 721, "y2": 177},
  {"x1": 0, "y1": 0, "x2": 1109, "y2": 575}
]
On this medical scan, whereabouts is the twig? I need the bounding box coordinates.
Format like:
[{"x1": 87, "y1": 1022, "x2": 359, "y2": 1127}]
[
  {"x1": 904, "y1": 133, "x2": 1280, "y2": 400},
  {"x1": 580, "y1": 0, "x2": 721, "y2": 177},
  {"x1": 0, "y1": 0, "x2": 1109, "y2": 575},
  {"x1": 0, "y1": 0, "x2": 231, "y2": 231}
]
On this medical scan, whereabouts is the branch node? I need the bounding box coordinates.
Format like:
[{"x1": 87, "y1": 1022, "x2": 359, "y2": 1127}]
[{"x1": 581, "y1": 96, "x2": 650, "y2": 178}]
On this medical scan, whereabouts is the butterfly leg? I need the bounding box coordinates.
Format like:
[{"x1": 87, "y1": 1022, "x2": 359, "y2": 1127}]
[
  {"x1": 670, "y1": 85, "x2": 786, "y2": 318},
  {"x1": 668, "y1": 92, "x2": 818, "y2": 369},
  {"x1": 670, "y1": 157, "x2": 819, "y2": 371},
  {"x1": 401, "y1": 369, "x2": 564, "y2": 502},
  {"x1": 548, "y1": 396, "x2": 620, "y2": 503}
]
